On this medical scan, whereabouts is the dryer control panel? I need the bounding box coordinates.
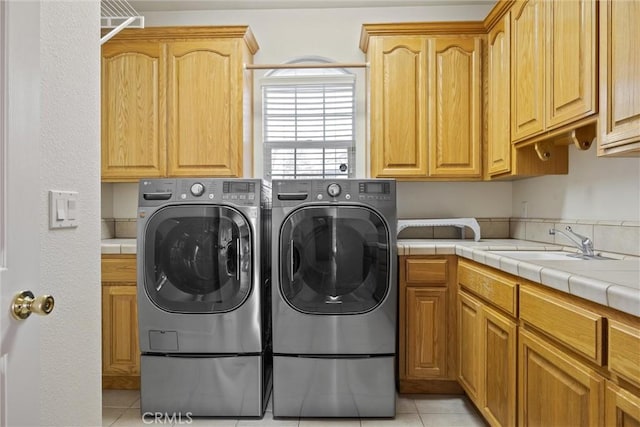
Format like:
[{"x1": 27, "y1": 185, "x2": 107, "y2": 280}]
[{"x1": 139, "y1": 179, "x2": 264, "y2": 207}]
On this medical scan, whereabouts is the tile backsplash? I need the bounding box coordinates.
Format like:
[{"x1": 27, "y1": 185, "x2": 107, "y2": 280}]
[
  {"x1": 510, "y1": 218, "x2": 640, "y2": 257},
  {"x1": 103, "y1": 216, "x2": 639, "y2": 257},
  {"x1": 101, "y1": 218, "x2": 136, "y2": 239}
]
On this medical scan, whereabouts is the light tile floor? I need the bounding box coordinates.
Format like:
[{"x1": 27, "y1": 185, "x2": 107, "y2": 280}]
[{"x1": 103, "y1": 390, "x2": 487, "y2": 426}]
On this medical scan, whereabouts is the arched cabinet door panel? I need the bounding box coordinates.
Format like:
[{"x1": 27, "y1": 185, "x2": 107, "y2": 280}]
[
  {"x1": 166, "y1": 39, "x2": 243, "y2": 177},
  {"x1": 368, "y1": 36, "x2": 428, "y2": 178},
  {"x1": 101, "y1": 41, "x2": 166, "y2": 180}
]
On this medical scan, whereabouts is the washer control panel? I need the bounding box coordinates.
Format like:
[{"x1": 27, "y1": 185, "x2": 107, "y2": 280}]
[{"x1": 138, "y1": 179, "x2": 263, "y2": 206}]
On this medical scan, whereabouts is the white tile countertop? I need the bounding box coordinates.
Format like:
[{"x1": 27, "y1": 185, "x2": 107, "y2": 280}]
[
  {"x1": 399, "y1": 239, "x2": 640, "y2": 317},
  {"x1": 101, "y1": 238, "x2": 136, "y2": 254}
]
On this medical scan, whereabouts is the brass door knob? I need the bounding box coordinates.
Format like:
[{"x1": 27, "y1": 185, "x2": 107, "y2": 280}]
[{"x1": 11, "y1": 290, "x2": 55, "y2": 320}]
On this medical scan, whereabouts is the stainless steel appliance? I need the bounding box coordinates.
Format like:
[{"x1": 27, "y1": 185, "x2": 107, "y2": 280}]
[
  {"x1": 137, "y1": 178, "x2": 271, "y2": 417},
  {"x1": 271, "y1": 179, "x2": 397, "y2": 417}
]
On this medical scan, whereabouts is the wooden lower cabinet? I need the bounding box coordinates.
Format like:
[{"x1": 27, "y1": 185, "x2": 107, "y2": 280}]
[
  {"x1": 399, "y1": 256, "x2": 460, "y2": 393},
  {"x1": 102, "y1": 255, "x2": 140, "y2": 389},
  {"x1": 482, "y1": 305, "x2": 517, "y2": 427},
  {"x1": 606, "y1": 382, "x2": 640, "y2": 427},
  {"x1": 453, "y1": 259, "x2": 640, "y2": 426},
  {"x1": 406, "y1": 287, "x2": 448, "y2": 379},
  {"x1": 457, "y1": 290, "x2": 482, "y2": 401},
  {"x1": 458, "y1": 288, "x2": 516, "y2": 427},
  {"x1": 518, "y1": 328, "x2": 604, "y2": 426}
]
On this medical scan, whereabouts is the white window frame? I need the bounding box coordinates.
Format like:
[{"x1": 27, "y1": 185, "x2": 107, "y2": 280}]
[{"x1": 261, "y1": 62, "x2": 356, "y2": 180}]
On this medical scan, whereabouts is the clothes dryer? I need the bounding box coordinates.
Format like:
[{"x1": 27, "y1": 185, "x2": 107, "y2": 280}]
[
  {"x1": 137, "y1": 178, "x2": 271, "y2": 417},
  {"x1": 271, "y1": 179, "x2": 396, "y2": 418}
]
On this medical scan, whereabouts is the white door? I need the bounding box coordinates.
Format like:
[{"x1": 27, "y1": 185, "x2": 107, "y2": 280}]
[{"x1": 0, "y1": 1, "x2": 47, "y2": 425}]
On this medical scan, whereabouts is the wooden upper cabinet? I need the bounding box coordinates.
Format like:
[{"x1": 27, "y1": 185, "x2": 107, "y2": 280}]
[
  {"x1": 546, "y1": 0, "x2": 596, "y2": 128},
  {"x1": 511, "y1": 0, "x2": 597, "y2": 143},
  {"x1": 101, "y1": 26, "x2": 257, "y2": 181},
  {"x1": 428, "y1": 37, "x2": 482, "y2": 178},
  {"x1": 101, "y1": 41, "x2": 166, "y2": 180},
  {"x1": 361, "y1": 24, "x2": 485, "y2": 180},
  {"x1": 368, "y1": 36, "x2": 428, "y2": 178},
  {"x1": 166, "y1": 40, "x2": 242, "y2": 177},
  {"x1": 511, "y1": 0, "x2": 545, "y2": 142},
  {"x1": 598, "y1": 0, "x2": 640, "y2": 155},
  {"x1": 487, "y1": 12, "x2": 511, "y2": 177}
]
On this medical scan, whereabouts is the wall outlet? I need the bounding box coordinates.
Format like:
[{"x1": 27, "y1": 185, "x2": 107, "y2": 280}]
[{"x1": 521, "y1": 201, "x2": 528, "y2": 218}]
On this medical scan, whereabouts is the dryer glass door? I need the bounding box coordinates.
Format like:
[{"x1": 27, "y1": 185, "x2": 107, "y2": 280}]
[
  {"x1": 143, "y1": 205, "x2": 252, "y2": 313},
  {"x1": 280, "y1": 205, "x2": 390, "y2": 314}
]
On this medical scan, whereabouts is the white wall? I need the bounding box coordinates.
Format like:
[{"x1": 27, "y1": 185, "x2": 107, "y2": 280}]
[
  {"x1": 512, "y1": 146, "x2": 640, "y2": 222},
  {"x1": 40, "y1": 1, "x2": 102, "y2": 425},
  {"x1": 397, "y1": 181, "x2": 512, "y2": 219}
]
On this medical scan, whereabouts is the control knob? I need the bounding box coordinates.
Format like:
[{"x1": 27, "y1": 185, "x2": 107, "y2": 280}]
[
  {"x1": 327, "y1": 183, "x2": 341, "y2": 197},
  {"x1": 190, "y1": 182, "x2": 205, "y2": 197}
]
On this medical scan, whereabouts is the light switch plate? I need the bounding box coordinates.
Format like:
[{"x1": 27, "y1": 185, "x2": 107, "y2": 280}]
[{"x1": 49, "y1": 190, "x2": 79, "y2": 229}]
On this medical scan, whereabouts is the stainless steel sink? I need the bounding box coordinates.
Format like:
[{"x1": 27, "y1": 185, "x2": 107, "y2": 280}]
[{"x1": 487, "y1": 250, "x2": 613, "y2": 261}]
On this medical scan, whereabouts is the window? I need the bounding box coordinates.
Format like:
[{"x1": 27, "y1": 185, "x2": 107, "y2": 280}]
[{"x1": 262, "y1": 59, "x2": 355, "y2": 180}]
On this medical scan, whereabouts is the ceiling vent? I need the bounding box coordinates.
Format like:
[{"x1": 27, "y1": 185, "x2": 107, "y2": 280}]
[{"x1": 100, "y1": 0, "x2": 144, "y2": 45}]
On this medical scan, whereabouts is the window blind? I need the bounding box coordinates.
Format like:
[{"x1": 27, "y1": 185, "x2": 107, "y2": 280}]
[{"x1": 263, "y1": 78, "x2": 355, "y2": 180}]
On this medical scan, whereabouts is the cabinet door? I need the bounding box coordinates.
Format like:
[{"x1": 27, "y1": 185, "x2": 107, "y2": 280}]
[
  {"x1": 519, "y1": 329, "x2": 604, "y2": 427},
  {"x1": 101, "y1": 41, "x2": 166, "y2": 180},
  {"x1": 482, "y1": 305, "x2": 517, "y2": 427},
  {"x1": 427, "y1": 37, "x2": 482, "y2": 178},
  {"x1": 166, "y1": 39, "x2": 243, "y2": 177},
  {"x1": 406, "y1": 287, "x2": 447, "y2": 379},
  {"x1": 487, "y1": 13, "x2": 511, "y2": 177},
  {"x1": 598, "y1": 0, "x2": 640, "y2": 151},
  {"x1": 102, "y1": 286, "x2": 140, "y2": 377},
  {"x1": 546, "y1": 0, "x2": 596, "y2": 128},
  {"x1": 511, "y1": 0, "x2": 545, "y2": 141},
  {"x1": 606, "y1": 382, "x2": 640, "y2": 427},
  {"x1": 458, "y1": 290, "x2": 482, "y2": 402},
  {"x1": 369, "y1": 36, "x2": 428, "y2": 178}
]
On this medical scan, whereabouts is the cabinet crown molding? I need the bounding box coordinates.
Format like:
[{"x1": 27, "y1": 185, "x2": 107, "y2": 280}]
[
  {"x1": 359, "y1": 22, "x2": 485, "y2": 52},
  {"x1": 483, "y1": 0, "x2": 515, "y2": 31},
  {"x1": 104, "y1": 25, "x2": 259, "y2": 54}
]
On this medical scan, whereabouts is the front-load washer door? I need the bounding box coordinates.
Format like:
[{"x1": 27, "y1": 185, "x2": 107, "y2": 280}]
[
  {"x1": 143, "y1": 205, "x2": 252, "y2": 313},
  {"x1": 279, "y1": 205, "x2": 390, "y2": 315}
]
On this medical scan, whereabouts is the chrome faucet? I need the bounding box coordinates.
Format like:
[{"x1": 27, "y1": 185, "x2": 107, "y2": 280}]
[{"x1": 549, "y1": 226, "x2": 594, "y2": 256}]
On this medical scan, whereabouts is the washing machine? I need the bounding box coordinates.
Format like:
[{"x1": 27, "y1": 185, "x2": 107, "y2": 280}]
[
  {"x1": 271, "y1": 179, "x2": 397, "y2": 418},
  {"x1": 136, "y1": 178, "x2": 271, "y2": 417}
]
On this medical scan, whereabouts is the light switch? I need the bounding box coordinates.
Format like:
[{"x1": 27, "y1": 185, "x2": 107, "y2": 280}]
[
  {"x1": 56, "y1": 198, "x2": 66, "y2": 220},
  {"x1": 49, "y1": 190, "x2": 79, "y2": 229},
  {"x1": 67, "y1": 198, "x2": 77, "y2": 220}
]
